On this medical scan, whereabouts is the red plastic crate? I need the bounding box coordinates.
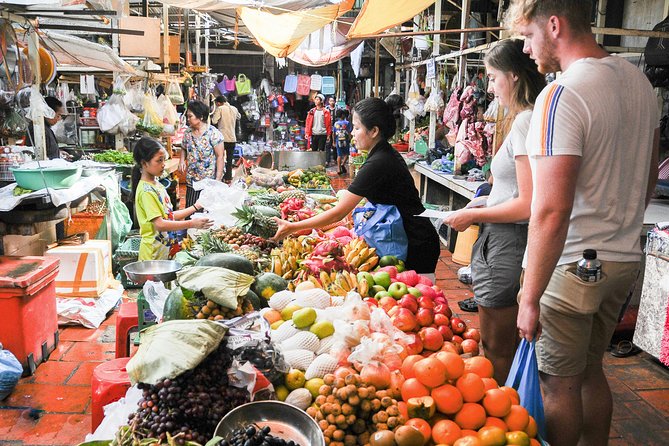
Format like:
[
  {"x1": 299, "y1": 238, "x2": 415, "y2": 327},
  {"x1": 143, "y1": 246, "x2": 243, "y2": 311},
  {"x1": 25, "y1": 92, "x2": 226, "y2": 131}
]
[{"x1": 0, "y1": 256, "x2": 60, "y2": 375}]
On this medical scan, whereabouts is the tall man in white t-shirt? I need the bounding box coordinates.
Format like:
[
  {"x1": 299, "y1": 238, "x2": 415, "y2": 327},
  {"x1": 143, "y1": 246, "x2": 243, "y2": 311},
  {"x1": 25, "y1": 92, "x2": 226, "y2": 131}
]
[{"x1": 508, "y1": 1, "x2": 659, "y2": 445}]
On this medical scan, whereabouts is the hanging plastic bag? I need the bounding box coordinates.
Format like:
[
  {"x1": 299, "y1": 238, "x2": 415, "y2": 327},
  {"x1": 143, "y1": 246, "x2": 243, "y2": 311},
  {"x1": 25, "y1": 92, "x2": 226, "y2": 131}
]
[
  {"x1": 225, "y1": 75, "x2": 237, "y2": 92},
  {"x1": 236, "y1": 73, "x2": 252, "y2": 96},
  {"x1": 26, "y1": 86, "x2": 55, "y2": 122},
  {"x1": 0, "y1": 78, "x2": 15, "y2": 109},
  {"x1": 284, "y1": 74, "x2": 297, "y2": 93},
  {"x1": 123, "y1": 82, "x2": 144, "y2": 113},
  {"x1": 505, "y1": 339, "x2": 547, "y2": 440},
  {"x1": 296, "y1": 74, "x2": 311, "y2": 96},
  {"x1": 0, "y1": 109, "x2": 27, "y2": 138},
  {"x1": 166, "y1": 79, "x2": 184, "y2": 105},
  {"x1": 138, "y1": 92, "x2": 164, "y2": 137},
  {"x1": 216, "y1": 75, "x2": 230, "y2": 94},
  {"x1": 157, "y1": 94, "x2": 178, "y2": 129},
  {"x1": 310, "y1": 74, "x2": 322, "y2": 91},
  {"x1": 0, "y1": 345, "x2": 23, "y2": 400},
  {"x1": 96, "y1": 94, "x2": 125, "y2": 133},
  {"x1": 424, "y1": 87, "x2": 444, "y2": 113}
]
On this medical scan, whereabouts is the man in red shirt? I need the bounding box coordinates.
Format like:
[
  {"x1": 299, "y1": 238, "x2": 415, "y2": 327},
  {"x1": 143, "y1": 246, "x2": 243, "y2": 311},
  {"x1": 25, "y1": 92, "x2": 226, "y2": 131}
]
[{"x1": 305, "y1": 93, "x2": 332, "y2": 151}]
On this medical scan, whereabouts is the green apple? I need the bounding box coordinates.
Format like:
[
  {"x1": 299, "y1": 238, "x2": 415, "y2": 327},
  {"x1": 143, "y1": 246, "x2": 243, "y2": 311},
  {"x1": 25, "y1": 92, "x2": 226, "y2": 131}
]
[
  {"x1": 396, "y1": 260, "x2": 406, "y2": 273},
  {"x1": 379, "y1": 255, "x2": 399, "y2": 267},
  {"x1": 374, "y1": 290, "x2": 392, "y2": 300},
  {"x1": 357, "y1": 271, "x2": 375, "y2": 287},
  {"x1": 388, "y1": 282, "x2": 409, "y2": 299},
  {"x1": 372, "y1": 271, "x2": 391, "y2": 289},
  {"x1": 408, "y1": 287, "x2": 422, "y2": 298},
  {"x1": 371, "y1": 285, "x2": 386, "y2": 296}
]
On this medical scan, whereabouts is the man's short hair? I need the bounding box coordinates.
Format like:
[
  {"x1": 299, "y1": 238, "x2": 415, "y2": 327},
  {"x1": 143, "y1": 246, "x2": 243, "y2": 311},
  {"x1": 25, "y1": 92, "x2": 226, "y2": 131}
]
[
  {"x1": 215, "y1": 96, "x2": 227, "y2": 104},
  {"x1": 44, "y1": 96, "x2": 63, "y2": 113},
  {"x1": 506, "y1": 0, "x2": 593, "y2": 35}
]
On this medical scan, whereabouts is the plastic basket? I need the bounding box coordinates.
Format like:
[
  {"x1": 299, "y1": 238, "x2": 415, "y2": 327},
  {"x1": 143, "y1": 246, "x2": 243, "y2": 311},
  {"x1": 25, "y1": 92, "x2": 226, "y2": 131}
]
[
  {"x1": 65, "y1": 213, "x2": 105, "y2": 238},
  {"x1": 300, "y1": 187, "x2": 335, "y2": 196},
  {"x1": 113, "y1": 237, "x2": 141, "y2": 288}
]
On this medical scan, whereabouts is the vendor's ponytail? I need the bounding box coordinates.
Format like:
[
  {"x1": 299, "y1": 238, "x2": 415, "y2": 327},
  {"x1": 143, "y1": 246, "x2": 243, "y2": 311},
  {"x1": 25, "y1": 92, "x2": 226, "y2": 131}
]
[{"x1": 131, "y1": 137, "x2": 164, "y2": 223}]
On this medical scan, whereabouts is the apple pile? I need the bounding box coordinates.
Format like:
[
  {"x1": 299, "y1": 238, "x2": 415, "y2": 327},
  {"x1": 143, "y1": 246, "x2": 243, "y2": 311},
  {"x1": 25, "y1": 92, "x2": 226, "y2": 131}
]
[{"x1": 358, "y1": 265, "x2": 480, "y2": 356}]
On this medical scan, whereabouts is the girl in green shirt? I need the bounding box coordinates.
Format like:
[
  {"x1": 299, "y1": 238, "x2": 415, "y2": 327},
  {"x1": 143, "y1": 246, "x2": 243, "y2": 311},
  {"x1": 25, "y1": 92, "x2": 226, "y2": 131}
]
[{"x1": 132, "y1": 137, "x2": 213, "y2": 261}]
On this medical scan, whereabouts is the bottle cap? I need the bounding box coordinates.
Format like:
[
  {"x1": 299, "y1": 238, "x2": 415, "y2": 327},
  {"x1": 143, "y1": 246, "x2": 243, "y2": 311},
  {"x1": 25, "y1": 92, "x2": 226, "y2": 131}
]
[{"x1": 583, "y1": 249, "x2": 597, "y2": 260}]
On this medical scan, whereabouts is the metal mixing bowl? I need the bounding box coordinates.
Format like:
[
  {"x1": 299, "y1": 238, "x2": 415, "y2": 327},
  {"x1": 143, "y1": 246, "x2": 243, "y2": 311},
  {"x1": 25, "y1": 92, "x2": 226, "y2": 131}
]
[
  {"x1": 122, "y1": 260, "x2": 182, "y2": 284},
  {"x1": 214, "y1": 401, "x2": 325, "y2": 446}
]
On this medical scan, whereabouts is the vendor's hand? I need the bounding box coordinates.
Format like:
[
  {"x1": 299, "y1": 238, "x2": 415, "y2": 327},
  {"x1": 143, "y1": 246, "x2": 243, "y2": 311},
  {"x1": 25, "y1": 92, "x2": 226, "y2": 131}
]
[
  {"x1": 190, "y1": 217, "x2": 213, "y2": 230},
  {"x1": 443, "y1": 209, "x2": 474, "y2": 232},
  {"x1": 271, "y1": 217, "x2": 294, "y2": 242},
  {"x1": 194, "y1": 200, "x2": 205, "y2": 212},
  {"x1": 179, "y1": 159, "x2": 187, "y2": 173},
  {"x1": 517, "y1": 300, "x2": 542, "y2": 342}
]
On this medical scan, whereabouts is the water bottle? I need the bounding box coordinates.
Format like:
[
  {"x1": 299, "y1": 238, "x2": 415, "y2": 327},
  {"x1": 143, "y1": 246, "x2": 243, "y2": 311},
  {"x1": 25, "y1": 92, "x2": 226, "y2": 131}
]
[{"x1": 576, "y1": 249, "x2": 602, "y2": 282}]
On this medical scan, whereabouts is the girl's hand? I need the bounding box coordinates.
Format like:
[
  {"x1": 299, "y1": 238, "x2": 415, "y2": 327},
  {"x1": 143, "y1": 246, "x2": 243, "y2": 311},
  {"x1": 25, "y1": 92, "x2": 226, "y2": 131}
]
[
  {"x1": 179, "y1": 159, "x2": 187, "y2": 173},
  {"x1": 444, "y1": 209, "x2": 474, "y2": 232},
  {"x1": 271, "y1": 217, "x2": 294, "y2": 242},
  {"x1": 194, "y1": 200, "x2": 205, "y2": 211},
  {"x1": 190, "y1": 217, "x2": 213, "y2": 230}
]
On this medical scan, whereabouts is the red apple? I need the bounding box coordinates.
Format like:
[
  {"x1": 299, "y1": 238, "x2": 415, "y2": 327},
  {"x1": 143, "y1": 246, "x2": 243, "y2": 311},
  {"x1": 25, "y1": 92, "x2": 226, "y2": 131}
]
[
  {"x1": 398, "y1": 295, "x2": 419, "y2": 313},
  {"x1": 392, "y1": 308, "x2": 419, "y2": 332},
  {"x1": 416, "y1": 308, "x2": 434, "y2": 327},
  {"x1": 433, "y1": 304, "x2": 453, "y2": 319},
  {"x1": 461, "y1": 339, "x2": 480, "y2": 355},
  {"x1": 387, "y1": 306, "x2": 400, "y2": 317},
  {"x1": 377, "y1": 265, "x2": 398, "y2": 279},
  {"x1": 418, "y1": 296, "x2": 435, "y2": 310},
  {"x1": 434, "y1": 313, "x2": 449, "y2": 326},
  {"x1": 452, "y1": 335, "x2": 464, "y2": 344},
  {"x1": 396, "y1": 270, "x2": 420, "y2": 287},
  {"x1": 415, "y1": 284, "x2": 437, "y2": 300},
  {"x1": 378, "y1": 295, "x2": 398, "y2": 313},
  {"x1": 419, "y1": 327, "x2": 444, "y2": 351},
  {"x1": 363, "y1": 297, "x2": 378, "y2": 308},
  {"x1": 463, "y1": 328, "x2": 481, "y2": 343},
  {"x1": 451, "y1": 317, "x2": 466, "y2": 335},
  {"x1": 417, "y1": 275, "x2": 434, "y2": 286},
  {"x1": 437, "y1": 324, "x2": 454, "y2": 341},
  {"x1": 404, "y1": 333, "x2": 423, "y2": 355}
]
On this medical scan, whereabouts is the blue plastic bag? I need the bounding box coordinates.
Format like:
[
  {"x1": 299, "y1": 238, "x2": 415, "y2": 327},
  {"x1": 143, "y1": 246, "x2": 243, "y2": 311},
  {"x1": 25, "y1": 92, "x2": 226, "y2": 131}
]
[
  {"x1": 505, "y1": 339, "x2": 547, "y2": 440},
  {"x1": 353, "y1": 202, "x2": 408, "y2": 261},
  {"x1": 0, "y1": 347, "x2": 23, "y2": 400}
]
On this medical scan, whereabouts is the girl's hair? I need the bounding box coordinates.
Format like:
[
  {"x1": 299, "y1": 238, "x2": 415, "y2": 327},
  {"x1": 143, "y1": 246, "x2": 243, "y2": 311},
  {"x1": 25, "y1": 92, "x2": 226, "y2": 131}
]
[
  {"x1": 131, "y1": 136, "x2": 164, "y2": 221},
  {"x1": 484, "y1": 39, "x2": 545, "y2": 140},
  {"x1": 353, "y1": 97, "x2": 396, "y2": 140},
  {"x1": 187, "y1": 100, "x2": 209, "y2": 121}
]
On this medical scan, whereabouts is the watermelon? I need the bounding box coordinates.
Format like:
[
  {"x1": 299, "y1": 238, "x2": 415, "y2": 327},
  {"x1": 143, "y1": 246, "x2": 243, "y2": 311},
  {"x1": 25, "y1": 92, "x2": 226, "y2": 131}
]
[
  {"x1": 163, "y1": 287, "x2": 197, "y2": 321},
  {"x1": 253, "y1": 272, "x2": 288, "y2": 300},
  {"x1": 245, "y1": 289, "x2": 266, "y2": 310},
  {"x1": 195, "y1": 253, "x2": 254, "y2": 276}
]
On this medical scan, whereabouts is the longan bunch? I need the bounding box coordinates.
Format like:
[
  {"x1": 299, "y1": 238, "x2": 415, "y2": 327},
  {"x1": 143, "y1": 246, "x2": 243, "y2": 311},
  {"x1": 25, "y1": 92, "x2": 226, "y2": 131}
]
[
  {"x1": 195, "y1": 297, "x2": 253, "y2": 321},
  {"x1": 305, "y1": 373, "x2": 405, "y2": 446}
]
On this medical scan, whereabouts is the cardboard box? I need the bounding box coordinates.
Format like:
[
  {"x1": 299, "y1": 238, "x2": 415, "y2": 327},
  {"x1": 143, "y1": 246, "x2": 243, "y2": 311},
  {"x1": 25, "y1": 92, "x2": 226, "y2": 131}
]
[
  {"x1": 45, "y1": 240, "x2": 112, "y2": 298},
  {"x1": 119, "y1": 17, "x2": 161, "y2": 58}
]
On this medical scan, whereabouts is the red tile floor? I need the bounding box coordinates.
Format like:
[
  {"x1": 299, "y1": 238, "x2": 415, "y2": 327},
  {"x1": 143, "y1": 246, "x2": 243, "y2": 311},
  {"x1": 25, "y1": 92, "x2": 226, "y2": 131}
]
[{"x1": 1, "y1": 167, "x2": 668, "y2": 445}]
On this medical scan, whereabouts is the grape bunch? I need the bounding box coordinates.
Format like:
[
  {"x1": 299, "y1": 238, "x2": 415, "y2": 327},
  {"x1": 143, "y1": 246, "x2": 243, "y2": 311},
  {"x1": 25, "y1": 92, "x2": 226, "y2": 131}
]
[
  {"x1": 127, "y1": 343, "x2": 250, "y2": 445},
  {"x1": 196, "y1": 297, "x2": 254, "y2": 321},
  {"x1": 219, "y1": 425, "x2": 302, "y2": 446}
]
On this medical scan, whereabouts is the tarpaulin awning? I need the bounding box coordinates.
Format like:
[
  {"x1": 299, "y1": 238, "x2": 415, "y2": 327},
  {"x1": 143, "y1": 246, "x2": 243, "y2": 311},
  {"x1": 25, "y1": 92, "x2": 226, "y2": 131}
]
[
  {"x1": 157, "y1": 0, "x2": 336, "y2": 11},
  {"x1": 288, "y1": 17, "x2": 362, "y2": 66},
  {"x1": 239, "y1": 0, "x2": 353, "y2": 58},
  {"x1": 347, "y1": 0, "x2": 435, "y2": 38}
]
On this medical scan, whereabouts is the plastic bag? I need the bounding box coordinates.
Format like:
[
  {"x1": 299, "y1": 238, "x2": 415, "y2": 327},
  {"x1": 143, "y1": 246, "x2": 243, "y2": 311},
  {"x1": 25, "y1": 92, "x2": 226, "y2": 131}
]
[
  {"x1": 505, "y1": 339, "x2": 547, "y2": 439},
  {"x1": 353, "y1": 202, "x2": 409, "y2": 261},
  {"x1": 123, "y1": 82, "x2": 144, "y2": 113},
  {"x1": 0, "y1": 346, "x2": 23, "y2": 400},
  {"x1": 0, "y1": 108, "x2": 27, "y2": 138},
  {"x1": 194, "y1": 178, "x2": 248, "y2": 228},
  {"x1": 166, "y1": 79, "x2": 184, "y2": 105},
  {"x1": 96, "y1": 94, "x2": 126, "y2": 133},
  {"x1": 56, "y1": 285, "x2": 123, "y2": 328},
  {"x1": 142, "y1": 281, "x2": 170, "y2": 321},
  {"x1": 457, "y1": 265, "x2": 473, "y2": 284},
  {"x1": 157, "y1": 94, "x2": 178, "y2": 127},
  {"x1": 138, "y1": 92, "x2": 164, "y2": 137},
  {"x1": 424, "y1": 87, "x2": 444, "y2": 113},
  {"x1": 86, "y1": 385, "x2": 143, "y2": 442}
]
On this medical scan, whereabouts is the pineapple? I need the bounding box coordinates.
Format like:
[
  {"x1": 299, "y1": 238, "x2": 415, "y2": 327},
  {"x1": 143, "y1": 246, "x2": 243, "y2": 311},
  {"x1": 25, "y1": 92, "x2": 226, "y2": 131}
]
[
  {"x1": 232, "y1": 205, "x2": 280, "y2": 239},
  {"x1": 251, "y1": 193, "x2": 282, "y2": 207},
  {"x1": 198, "y1": 231, "x2": 231, "y2": 254},
  {"x1": 279, "y1": 189, "x2": 306, "y2": 202}
]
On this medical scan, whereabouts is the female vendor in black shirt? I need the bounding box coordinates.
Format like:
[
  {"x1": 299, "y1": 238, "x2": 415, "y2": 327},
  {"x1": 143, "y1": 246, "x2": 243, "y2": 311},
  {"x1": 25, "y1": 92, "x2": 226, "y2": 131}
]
[{"x1": 273, "y1": 97, "x2": 440, "y2": 275}]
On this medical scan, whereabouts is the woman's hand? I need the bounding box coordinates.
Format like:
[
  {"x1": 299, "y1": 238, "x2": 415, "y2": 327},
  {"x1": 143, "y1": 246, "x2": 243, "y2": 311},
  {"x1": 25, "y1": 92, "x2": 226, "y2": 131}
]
[
  {"x1": 190, "y1": 217, "x2": 213, "y2": 230},
  {"x1": 179, "y1": 158, "x2": 187, "y2": 173},
  {"x1": 194, "y1": 200, "x2": 205, "y2": 212},
  {"x1": 271, "y1": 217, "x2": 294, "y2": 242},
  {"x1": 444, "y1": 209, "x2": 475, "y2": 232}
]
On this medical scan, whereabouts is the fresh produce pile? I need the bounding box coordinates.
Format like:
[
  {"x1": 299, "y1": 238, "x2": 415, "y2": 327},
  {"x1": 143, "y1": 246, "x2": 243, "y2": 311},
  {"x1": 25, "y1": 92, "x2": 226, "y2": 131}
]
[
  {"x1": 286, "y1": 167, "x2": 330, "y2": 190},
  {"x1": 93, "y1": 150, "x2": 134, "y2": 165},
  {"x1": 125, "y1": 342, "x2": 250, "y2": 445},
  {"x1": 216, "y1": 425, "x2": 302, "y2": 446}
]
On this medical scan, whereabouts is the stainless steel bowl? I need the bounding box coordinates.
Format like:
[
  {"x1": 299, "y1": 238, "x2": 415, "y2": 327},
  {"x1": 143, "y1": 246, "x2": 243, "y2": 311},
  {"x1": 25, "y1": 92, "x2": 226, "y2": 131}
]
[
  {"x1": 122, "y1": 260, "x2": 182, "y2": 284},
  {"x1": 214, "y1": 401, "x2": 325, "y2": 446}
]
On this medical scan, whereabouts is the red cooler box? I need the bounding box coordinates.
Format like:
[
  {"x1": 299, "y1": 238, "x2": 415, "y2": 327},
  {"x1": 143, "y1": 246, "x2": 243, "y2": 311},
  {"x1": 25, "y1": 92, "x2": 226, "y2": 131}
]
[{"x1": 0, "y1": 256, "x2": 60, "y2": 375}]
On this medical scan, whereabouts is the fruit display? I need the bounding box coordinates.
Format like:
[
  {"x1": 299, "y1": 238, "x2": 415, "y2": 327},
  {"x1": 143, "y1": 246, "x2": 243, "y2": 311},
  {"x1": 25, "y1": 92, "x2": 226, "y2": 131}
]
[
  {"x1": 280, "y1": 198, "x2": 315, "y2": 222},
  {"x1": 125, "y1": 342, "x2": 250, "y2": 445},
  {"x1": 287, "y1": 167, "x2": 330, "y2": 190},
  {"x1": 200, "y1": 226, "x2": 276, "y2": 254},
  {"x1": 217, "y1": 425, "x2": 302, "y2": 446},
  {"x1": 270, "y1": 236, "x2": 318, "y2": 280},
  {"x1": 195, "y1": 296, "x2": 254, "y2": 320},
  {"x1": 232, "y1": 205, "x2": 281, "y2": 239},
  {"x1": 342, "y1": 238, "x2": 379, "y2": 272}
]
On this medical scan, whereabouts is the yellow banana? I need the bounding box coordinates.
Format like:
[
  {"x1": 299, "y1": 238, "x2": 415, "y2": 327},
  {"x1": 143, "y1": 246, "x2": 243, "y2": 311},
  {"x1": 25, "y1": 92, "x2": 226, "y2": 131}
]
[
  {"x1": 337, "y1": 273, "x2": 350, "y2": 292},
  {"x1": 330, "y1": 282, "x2": 347, "y2": 296},
  {"x1": 308, "y1": 275, "x2": 322, "y2": 289},
  {"x1": 367, "y1": 247, "x2": 377, "y2": 258},
  {"x1": 358, "y1": 247, "x2": 370, "y2": 262},
  {"x1": 320, "y1": 271, "x2": 331, "y2": 287},
  {"x1": 349, "y1": 255, "x2": 361, "y2": 268},
  {"x1": 289, "y1": 256, "x2": 298, "y2": 271},
  {"x1": 366, "y1": 256, "x2": 379, "y2": 269},
  {"x1": 348, "y1": 271, "x2": 358, "y2": 289},
  {"x1": 359, "y1": 279, "x2": 369, "y2": 297},
  {"x1": 282, "y1": 271, "x2": 292, "y2": 280},
  {"x1": 273, "y1": 257, "x2": 283, "y2": 276}
]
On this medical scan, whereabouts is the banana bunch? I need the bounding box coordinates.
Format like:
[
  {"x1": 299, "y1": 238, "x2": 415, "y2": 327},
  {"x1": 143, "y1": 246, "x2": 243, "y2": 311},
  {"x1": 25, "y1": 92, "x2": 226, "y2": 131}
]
[
  {"x1": 180, "y1": 236, "x2": 195, "y2": 252},
  {"x1": 343, "y1": 238, "x2": 380, "y2": 272},
  {"x1": 269, "y1": 236, "x2": 317, "y2": 279},
  {"x1": 295, "y1": 270, "x2": 360, "y2": 296}
]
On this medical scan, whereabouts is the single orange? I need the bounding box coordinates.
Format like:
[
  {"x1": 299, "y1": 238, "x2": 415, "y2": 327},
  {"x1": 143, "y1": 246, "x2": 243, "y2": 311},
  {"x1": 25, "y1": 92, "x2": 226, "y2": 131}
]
[
  {"x1": 431, "y1": 419, "x2": 462, "y2": 445},
  {"x1": 461, "y1": 429, "x2": 479, "y2": 437},
  {"x1": 413, "y1": 357, "x2": 448, "y2": 388},
  {"x1": 525, "y1": 416, "x2": 538, "y2": 438},
  {"x1": 484, "y1": 416, "x2": 509, "y2": 432},
  {"x1": 504, "y1": 405, "x2": 530, "y2": 432},
  {"x1": 505, "y1": 430, "x2": 531, "y2": 446},
  {"x1": 405, "y1": 417, "x2": 432, "y2": 444},
  {"x1": 529, "y1": 439, "x2": 542, "y2": 446},
  {"x1": 454, "y1": 435, "x2": 483, "y2": 446},
  {"x1": 401, "y1": 378, "x2": 430, "y2": 402},
  {"x1": 499, "y1": 386, "x2": 521, "y2": 405},
  {"x1": 262, "y1": 309, "x2": 282, "y2": 324},
  {"x1": 431, "y1": 383, "x2": 463, "y2": 415},
  {"x1": 402, "y1": 354, "x2": 425, "y2": 380},
  {"x1": 433, "y1": 351, "x2": 465, "y2": 381},
  {"x1": 477, "y1": 426, "x2": 507, "y2": 446},
  {"x1": 454, "y1": 403, "x2": 487, "y2": 430},
  {"x1": 481, "y1": 377, "x2": 499, "y2": 391},
  {"x1": 464, "y1": 356, "x2": 494, "y2": 379},
  {"x1": 482, "y1": 388, "x2": 513, "y2": 417},
  {"x1": 456, "y1": 373, "x2": 486, "y2": 403}
]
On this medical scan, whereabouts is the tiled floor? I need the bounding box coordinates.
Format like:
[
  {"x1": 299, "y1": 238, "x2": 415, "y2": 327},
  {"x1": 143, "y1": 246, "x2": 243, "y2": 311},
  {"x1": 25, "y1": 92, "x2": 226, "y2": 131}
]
[{"x1": 1, "y1": 167, "x2": 667, "y2": 445}]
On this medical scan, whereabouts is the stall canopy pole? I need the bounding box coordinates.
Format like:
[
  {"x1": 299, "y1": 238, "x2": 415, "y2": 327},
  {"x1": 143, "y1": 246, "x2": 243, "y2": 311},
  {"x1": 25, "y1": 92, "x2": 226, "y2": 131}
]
[
  {"x1": 596, "y1": 0, "x2": 607, "y2": 45},
  {"x1": 374, "y1": 38, "x2": 380, "y2": 97},
  {"x1": 195, "y1": 13, "x2": 201, "y2": 66},
  {"x1": 428, "y1": 0, "x2": 441, "y2": 150},
  {"x1": 458, "y1": 0, "x2": 471, "y2": 86},
  {"x1": 28, "y1": 26, "x2": 46, "y2": 160}
]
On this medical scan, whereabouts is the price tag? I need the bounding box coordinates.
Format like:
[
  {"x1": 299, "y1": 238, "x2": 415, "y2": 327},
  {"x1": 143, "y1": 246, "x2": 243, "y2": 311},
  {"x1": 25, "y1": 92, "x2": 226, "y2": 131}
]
[{"x1": 426, "y1": 58, "x2": 436, "y2": 79}]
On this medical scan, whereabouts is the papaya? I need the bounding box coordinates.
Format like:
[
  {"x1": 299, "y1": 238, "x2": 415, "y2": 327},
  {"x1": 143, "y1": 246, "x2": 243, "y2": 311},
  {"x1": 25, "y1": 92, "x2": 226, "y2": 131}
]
[
  {"x1": 195, "y1": 253, "x2": 254, "y2": 276},
  {"x1": 163, "y1": 287, "x2": 197, "y2": 321},
  {"x1": 252, "y1": 272, "x2": 288, "y2": 300},
  {"x1": 406, "y1": 396, "x2": 436, "y2": 420}
]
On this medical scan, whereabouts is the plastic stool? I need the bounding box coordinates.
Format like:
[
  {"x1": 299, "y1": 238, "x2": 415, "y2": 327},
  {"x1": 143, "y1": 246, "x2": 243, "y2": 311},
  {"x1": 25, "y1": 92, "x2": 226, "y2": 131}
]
[
  {"x1": 91, "y1": 358, "x2": 131, "y2": 431},
  {"x1": 452, "y1": 225, "x2": 479, "y2": 265},
  {"x1": 115, "y1": 302, "x2": 138, "y2": 359}
]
